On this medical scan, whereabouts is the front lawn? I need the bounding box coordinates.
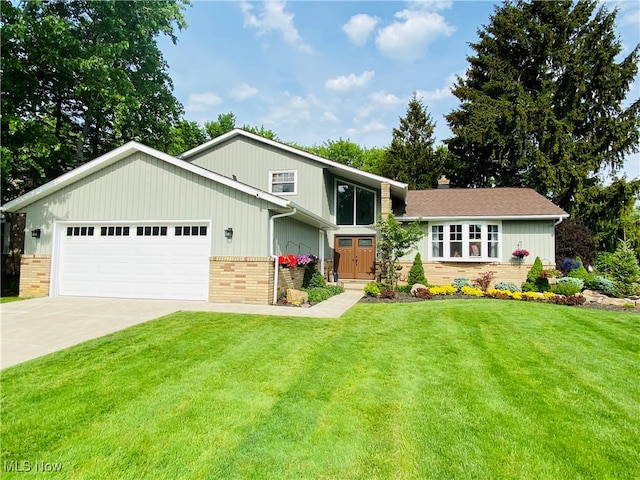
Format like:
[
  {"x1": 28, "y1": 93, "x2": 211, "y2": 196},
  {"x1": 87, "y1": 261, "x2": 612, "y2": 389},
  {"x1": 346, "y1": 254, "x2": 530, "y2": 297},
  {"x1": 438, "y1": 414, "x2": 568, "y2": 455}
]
[{"x1": 1, "y1": 300, "x2": 638, "y2": 479}]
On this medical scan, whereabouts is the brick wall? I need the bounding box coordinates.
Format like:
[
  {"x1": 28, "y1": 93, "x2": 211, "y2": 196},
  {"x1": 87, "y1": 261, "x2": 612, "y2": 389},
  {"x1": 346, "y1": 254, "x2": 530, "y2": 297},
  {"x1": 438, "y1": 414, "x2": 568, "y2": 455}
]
[
  {"x1": 396, "y1": 260, "x2": 555, "y2": 287},
  {"x1": 209, "y1": 257, "x2": 275, "y2": 304},
  {"x1": 19, "y1": 254, "x2": 51, "y2": 297},
  {"x1": 277, "y1": 266, "x2": 305, "y2": 299}
]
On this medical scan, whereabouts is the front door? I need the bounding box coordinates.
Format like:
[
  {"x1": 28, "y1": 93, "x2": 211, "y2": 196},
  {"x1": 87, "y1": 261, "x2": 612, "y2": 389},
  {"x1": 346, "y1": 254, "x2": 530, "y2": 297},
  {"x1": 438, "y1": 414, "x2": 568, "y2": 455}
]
[{"x1": 334, "y1": 236, "x2": 376, "y2": 280}]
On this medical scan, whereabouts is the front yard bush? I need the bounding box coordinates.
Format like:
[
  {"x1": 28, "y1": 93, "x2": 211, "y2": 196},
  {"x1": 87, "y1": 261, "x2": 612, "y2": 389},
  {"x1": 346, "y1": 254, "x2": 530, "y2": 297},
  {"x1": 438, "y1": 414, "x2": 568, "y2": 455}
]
[
  {"x1": 308, "y1": 272, "x2": 327, "y2": 289},
  {"x1": 452, "y1": 277, "x2": 473, "y2": 292},
  {"x1": 553, "y1": 280, "x2": 582, "y2": 297},
  {"x1": 363, "y1": 282, "x2": 380, "y2": 297},
  {"x1": 305, "y1": 285, "x2": 344, "y2": 303},
  {"x1": 523, "y1": 256, "x2": 550, "y2": 292},
  {"x1": 494, "y1": 281, "x2": 521, "y2": 292},
  {"x1": 395, "y1": 284, "x2": 413, "y2": 294},
  {"x1": 610, "y1": 241, "x2": 640, "y2": 297},
  {"x1": 593, "y1": 276, "x2": 616, "y2": 296},
  {"x1": 407, "y1": 253, "x2": 426, "y2": 286}
]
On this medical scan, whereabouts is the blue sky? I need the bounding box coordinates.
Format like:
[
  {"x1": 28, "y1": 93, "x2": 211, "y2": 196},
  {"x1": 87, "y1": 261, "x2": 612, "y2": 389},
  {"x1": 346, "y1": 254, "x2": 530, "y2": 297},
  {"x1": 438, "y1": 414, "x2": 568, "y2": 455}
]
[{"x1": 159, "y1": 0, "x2": 639, "y2": 179}]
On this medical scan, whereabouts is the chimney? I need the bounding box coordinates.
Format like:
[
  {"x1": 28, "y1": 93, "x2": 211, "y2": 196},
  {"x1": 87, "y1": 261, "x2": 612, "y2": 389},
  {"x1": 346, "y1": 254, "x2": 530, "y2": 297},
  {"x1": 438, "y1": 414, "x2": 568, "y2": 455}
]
[
  {"x1": 437, "y1": 175, "x2": 450, "y2": 189},
  {"x1": 381, "y1": 182, "x2": 391, "y2": 217}
]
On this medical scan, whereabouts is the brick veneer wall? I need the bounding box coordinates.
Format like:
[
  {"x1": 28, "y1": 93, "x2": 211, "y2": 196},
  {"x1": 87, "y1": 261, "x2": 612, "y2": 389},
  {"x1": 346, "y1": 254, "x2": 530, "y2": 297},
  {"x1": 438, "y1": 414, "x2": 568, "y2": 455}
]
[
  {"x1": 277, "y1": 266, "x2": 305, "y2": 299},
  {"x1": 209, "y1": 257, "x2": 275, "y2": 304},
  {"x1": 396, "y1": 261, "x2": 555, "y2": 287},
  {"x1": 19, "y1": 254, "x2": 51, "y2": 297}
]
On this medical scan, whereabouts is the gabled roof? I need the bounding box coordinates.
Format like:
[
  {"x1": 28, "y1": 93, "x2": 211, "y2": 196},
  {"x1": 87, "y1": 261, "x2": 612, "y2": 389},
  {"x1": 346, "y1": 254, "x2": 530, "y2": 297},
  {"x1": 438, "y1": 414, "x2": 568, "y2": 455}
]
[
  {"x1": 1, "y1": 141, "x2": 336, "y2": 230},
  {"x1": 178, "y1": 128, "x2": 409, "y2": 199},
  {"x1": 395, "y1": 188, "x2": 568, "y2": 220}
]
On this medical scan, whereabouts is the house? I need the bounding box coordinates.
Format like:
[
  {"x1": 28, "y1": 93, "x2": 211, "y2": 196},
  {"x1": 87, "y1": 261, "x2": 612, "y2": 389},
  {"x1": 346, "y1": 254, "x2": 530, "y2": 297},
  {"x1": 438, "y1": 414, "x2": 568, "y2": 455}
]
[{"x1": 2, "y1": 129, "x2": 568, "y2": 304}]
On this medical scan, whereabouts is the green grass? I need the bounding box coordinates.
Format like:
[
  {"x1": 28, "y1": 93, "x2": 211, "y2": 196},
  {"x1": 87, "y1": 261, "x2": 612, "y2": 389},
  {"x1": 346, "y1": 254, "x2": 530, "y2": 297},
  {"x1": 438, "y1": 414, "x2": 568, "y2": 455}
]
[
  {"x1": 1, "y1": 300, "x2": 638, "y2": 479},
  {"x1": 0, "y1": 296, "x2": 28, "y2": 304}
]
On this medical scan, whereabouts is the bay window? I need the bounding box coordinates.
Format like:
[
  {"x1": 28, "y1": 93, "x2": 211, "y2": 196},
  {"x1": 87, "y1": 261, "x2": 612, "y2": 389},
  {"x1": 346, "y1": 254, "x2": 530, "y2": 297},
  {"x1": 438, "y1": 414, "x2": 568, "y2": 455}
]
[{"x1": 430, "y1": 222, "x2": 501, "y2": 261}]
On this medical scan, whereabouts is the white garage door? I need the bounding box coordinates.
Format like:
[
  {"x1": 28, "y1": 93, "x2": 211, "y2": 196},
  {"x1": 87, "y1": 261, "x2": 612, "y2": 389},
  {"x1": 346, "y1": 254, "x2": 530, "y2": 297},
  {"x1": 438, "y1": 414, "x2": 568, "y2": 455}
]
[{"x1": 55, "y1": 223, "x2": 210, "y2": 301}]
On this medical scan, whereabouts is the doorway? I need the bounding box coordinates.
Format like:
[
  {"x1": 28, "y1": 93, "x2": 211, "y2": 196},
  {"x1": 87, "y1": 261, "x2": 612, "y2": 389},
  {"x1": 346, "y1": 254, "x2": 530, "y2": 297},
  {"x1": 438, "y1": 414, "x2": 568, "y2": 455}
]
[{"x1": 334, "y1": 235, "x2": 376, "y2": 280}]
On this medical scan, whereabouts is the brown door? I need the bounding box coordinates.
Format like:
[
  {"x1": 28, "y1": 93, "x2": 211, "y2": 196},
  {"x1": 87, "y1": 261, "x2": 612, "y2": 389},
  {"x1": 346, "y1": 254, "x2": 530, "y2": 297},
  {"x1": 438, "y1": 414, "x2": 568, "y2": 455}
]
[{"x1": 334, "y1": 236, "x2": 376, "y2": 280}]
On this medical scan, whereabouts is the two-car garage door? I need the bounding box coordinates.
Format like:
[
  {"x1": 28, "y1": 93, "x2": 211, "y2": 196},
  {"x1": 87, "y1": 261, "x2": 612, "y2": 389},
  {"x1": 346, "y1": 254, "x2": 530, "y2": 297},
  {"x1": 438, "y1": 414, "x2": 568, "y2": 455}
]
[{"x1": 54, "y1": 223, "x2": 210, "y2": 301}]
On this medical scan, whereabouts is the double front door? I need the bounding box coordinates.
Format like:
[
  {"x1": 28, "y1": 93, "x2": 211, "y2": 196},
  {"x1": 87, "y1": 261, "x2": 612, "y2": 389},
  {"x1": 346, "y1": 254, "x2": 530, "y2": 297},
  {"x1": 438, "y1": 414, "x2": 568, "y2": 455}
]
[{"x1": 334, "y1": 235, "x2": 376, "y2": 280}]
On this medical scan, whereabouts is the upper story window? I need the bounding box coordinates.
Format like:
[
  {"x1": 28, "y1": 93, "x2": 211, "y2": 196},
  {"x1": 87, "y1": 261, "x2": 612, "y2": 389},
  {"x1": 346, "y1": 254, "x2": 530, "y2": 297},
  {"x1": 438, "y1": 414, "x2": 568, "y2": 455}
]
[
  {"x1": 270, "y1": 170, "x2": 297, "y2": 195},
  {"x1": 430, "y1": 222, "x2": 501, "y2": 261},
  {"x1": 336, "y1": 180, "x2": 376, "y2": 226}
]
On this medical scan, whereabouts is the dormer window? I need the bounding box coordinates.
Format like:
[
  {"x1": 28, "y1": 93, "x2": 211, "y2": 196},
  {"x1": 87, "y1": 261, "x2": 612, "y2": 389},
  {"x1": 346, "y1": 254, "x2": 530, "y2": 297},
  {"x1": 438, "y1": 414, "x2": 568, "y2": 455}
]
[{"x1": 270, "y1": 170, "x2": 297, "y2": 195}]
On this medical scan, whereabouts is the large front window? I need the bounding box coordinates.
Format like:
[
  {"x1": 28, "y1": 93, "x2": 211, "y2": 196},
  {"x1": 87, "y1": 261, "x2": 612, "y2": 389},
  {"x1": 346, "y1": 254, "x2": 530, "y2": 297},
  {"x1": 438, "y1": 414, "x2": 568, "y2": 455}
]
[
  {"x1": 430, "y1": 222, "x2": 501, "y2": 261},
  {"x1": 336, "y1": 181, "x2": 375, "y2": 226}
]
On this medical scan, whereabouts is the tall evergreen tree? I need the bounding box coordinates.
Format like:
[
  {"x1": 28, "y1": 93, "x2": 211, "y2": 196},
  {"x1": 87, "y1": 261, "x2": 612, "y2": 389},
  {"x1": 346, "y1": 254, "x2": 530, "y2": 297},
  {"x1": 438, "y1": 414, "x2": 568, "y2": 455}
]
[
  {"x1": 380, "y1": 93, "x2": 441, "y2": 190},
  {"x1": 1, "y1": 0, "x2": 189, "y2": 203},
  {"x1": 444, "y1": 0, "x2": 639, "y2": 224}
]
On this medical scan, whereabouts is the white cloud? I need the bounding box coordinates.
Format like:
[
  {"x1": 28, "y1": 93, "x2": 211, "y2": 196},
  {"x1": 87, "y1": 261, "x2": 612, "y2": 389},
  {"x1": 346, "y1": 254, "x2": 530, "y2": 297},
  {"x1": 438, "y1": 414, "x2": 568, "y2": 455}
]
[
  {"x1": 361, "y1": 121, "x2": 387, "y2": 133},
  {"x1": 415, "y1": 72, "x2": 461, "y2": 103},
  {"x1": 321, "y1": 111, "x2": 339, "y2": 123},
  {"x1": 230, "y1": 83, "x2": 258, "y2": 101},
  {"x1": 260, "y1": 92, "x2": 323, "y2": 127},
  {"x1": 342, "y1": 14, "x2": 379, "y2": 46},
  {"x1": 325, "y1": 70, "x2": 375, "y2": 91},
  {"x1": 185, "y1": 92, "x2": 223, "y2": 112},
  {"x1": 240, "y1": 0, "x2": 313, "y2": 53},
  {"x1": 370, "y1": 90, "x2": 404, "y2": 106},
  {"x1": 375, "y1": 9, "x2": 455, "y2": 62}
]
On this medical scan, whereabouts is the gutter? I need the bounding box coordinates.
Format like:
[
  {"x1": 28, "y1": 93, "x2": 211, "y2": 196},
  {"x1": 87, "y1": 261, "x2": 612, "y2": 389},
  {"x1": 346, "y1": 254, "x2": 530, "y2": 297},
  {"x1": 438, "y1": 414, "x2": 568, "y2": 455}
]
[
  {"x1": 554, "y1": 216, "x2": 564, "y2": 226},
  {"x1": 270, "y1": 207, "x2": 297, "y2": 305}
]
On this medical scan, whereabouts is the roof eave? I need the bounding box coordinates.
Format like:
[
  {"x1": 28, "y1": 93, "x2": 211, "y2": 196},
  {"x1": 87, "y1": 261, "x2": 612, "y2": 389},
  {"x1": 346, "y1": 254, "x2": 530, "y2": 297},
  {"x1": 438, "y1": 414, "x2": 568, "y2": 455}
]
[{"x1": 396, "y1": 214, "x2": 570, "y2": 222}]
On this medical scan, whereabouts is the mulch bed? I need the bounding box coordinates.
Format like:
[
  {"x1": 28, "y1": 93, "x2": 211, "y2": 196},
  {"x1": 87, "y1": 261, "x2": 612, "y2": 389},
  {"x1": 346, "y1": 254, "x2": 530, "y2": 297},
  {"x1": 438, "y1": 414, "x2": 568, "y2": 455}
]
[{"x1": 358, "y1": 292, "x2": 639, "y2": 313}]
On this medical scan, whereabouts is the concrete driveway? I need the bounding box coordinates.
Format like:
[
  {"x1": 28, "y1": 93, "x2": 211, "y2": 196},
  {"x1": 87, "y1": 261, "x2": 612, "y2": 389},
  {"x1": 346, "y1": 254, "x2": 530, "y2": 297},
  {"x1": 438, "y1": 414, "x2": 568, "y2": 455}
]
[{"x1": 1, "y1": 292, "x2": 363, "y2": 369}]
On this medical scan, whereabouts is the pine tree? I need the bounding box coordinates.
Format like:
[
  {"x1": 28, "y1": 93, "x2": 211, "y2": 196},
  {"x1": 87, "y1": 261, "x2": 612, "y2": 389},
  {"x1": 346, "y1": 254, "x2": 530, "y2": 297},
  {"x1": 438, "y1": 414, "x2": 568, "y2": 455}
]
[
  {"x1": 444, "y1": 0, "x2": 639, "y2": 225},
  {"x1": 407, "y1": 252, "x2": 426, "y2": 286},
  {"x1": 379, "y1": 93, "x2": 441, "y2": 190}
]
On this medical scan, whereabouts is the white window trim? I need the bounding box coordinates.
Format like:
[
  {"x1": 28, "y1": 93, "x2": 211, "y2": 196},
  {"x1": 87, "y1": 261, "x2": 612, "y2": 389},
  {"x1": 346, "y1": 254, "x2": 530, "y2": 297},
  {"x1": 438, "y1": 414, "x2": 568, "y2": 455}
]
[
  {"x1": 334, "y1": 179, "x2": 377, "y2": 226},
  {"x1": 269, "y1": 170, "x2": 297, "y2": 195},
  {"x1": 429, "y1": 221, "x2": 502, "y2": 262}
]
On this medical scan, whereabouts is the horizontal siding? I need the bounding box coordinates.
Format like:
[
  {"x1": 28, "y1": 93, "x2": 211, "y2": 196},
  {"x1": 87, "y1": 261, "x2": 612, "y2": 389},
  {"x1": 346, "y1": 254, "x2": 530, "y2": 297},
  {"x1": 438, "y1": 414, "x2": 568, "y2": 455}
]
[
  {"x1": 189, "y1": 137, "x2": 326, "y2": 214},
  {"x1": 22, "y1": 152, "x2": 271, "y2": 257},
  {"x1": 274, "y1": 217, "x2": 319, "y2": 256}
]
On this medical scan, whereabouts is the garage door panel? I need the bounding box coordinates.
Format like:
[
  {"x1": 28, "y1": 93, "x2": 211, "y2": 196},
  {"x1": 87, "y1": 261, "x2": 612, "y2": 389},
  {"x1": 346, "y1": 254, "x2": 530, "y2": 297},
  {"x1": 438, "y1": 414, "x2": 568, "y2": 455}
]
[{"x1": 56, "y1": 223, "x2": 210, "y2": 301}]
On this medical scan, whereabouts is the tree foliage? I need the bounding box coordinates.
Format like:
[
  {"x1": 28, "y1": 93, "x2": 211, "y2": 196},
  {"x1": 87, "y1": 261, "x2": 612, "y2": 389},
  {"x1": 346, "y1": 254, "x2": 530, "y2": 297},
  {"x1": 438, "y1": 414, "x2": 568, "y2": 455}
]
[
  {"x1": 444, "y1": 0, "x2": 639, "y2": 232},
  {"x1": 379, "y1": 93, "x2": 442, "y2": 189},
  {"x1": 555, "y1": 220, "x2": 596, "y2": 268},
  {"x1": 1, "y1": 0, "x2": 189, "y2": 203},
  {"x1": 303, "y1": 139, "x2": 386, "y2": 174},
  {"x1": 374, "y1": 214, "x2": 425, "y2": 289},
  {"x1": 407, "y1": 252, "x2": 427, "y2": 286}
]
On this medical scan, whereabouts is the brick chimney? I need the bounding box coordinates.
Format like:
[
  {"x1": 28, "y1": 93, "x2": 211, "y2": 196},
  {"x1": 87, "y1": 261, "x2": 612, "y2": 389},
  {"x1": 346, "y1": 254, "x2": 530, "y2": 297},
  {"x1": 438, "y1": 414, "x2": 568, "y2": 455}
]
[
  {"x1": 381, "y1": 182, "x2": 391, "y2": 217},
  {"x1": 437, "y1": 175, "x2": 450, "y2": 189}
]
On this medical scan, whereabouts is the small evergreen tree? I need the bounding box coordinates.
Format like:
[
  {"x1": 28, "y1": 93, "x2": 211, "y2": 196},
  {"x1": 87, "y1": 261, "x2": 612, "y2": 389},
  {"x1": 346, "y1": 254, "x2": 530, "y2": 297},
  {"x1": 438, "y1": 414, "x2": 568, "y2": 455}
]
[
  {"x1": 523, "y1": 256, "x2": 550, "y2": 292},
  {"x1": 407, "y1": 252, "x2": 426, "y2": 286},
  {"x1": 610, "y1": 241, "x2": 640, "y2": 297}
]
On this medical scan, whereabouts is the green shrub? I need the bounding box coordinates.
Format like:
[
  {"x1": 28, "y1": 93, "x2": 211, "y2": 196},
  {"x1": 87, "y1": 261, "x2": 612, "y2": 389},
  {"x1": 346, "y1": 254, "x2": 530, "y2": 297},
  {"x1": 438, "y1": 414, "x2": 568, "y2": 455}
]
[
  {"x1": 556, "y1": 276, "x2": 584, "y2": 290},
  {"x1": 595, "y1": 251, "x2": 615, "y2": 276},
  {"x1": 326, "y1": 285, "x2": 345, "y2": 296},
  {"x1": 610, "y1": 241, "x2": 640, "y2": 297},
  {"x1": 494, "y1": 281, "x2": 521, "y2": 292},
  {"x1": 552, "y1": 280, "x2": 582, "y2": 297},
  {"x1": 306, "y1": 287, "x2": 331, "y2": 303},
  {"x1": 363, "y1": 282, "x2": 380, "y2": 297},
  {"x1": 523, "y1": 256, "x2": 550, "y2": 292},
  {"x1": 568, "y1": 262, "x2": 595, "y2": 286},
  {"x1": 407, "y1": 253, "x2": 426, "y2": 286},
  {"x1": 308, "y1": 272, "x2": 327, "y2": 289},
  {"x1": 593, "y1": 276, "x2": 616, "y2": 296},
  {"x1": 395, "y1": 284, "x2": 412, "y2": 294},
  {"x1": 452, "y1": 277, "x2": 473, "y2": 292},
  {"x1": 302, "y1": 262, "x2": 317, "y2": 288}
]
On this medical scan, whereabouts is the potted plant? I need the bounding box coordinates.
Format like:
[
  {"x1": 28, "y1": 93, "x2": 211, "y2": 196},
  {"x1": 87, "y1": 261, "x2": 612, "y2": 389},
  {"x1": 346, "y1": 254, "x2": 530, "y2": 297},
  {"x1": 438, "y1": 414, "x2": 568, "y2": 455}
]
[{"x1": 512, "y1": 248, "x2": 530, "y2": 259}]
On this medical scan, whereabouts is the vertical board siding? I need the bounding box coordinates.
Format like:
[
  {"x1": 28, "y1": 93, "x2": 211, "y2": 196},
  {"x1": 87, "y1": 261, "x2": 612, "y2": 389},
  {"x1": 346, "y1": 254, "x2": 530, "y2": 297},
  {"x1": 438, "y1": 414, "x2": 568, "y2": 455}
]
[
  {"x1": 274, "y1": 217, "x2": 319, "y2": 256},
  {"x1": 22, "y1": 152, "x2": 271, "y2": 257},
  {"x1": 502, "y1": 220, "x2": 556, "y2": 264},
  {"x1": 189, "y1": 137, "x2": 326, "y2": 213}
]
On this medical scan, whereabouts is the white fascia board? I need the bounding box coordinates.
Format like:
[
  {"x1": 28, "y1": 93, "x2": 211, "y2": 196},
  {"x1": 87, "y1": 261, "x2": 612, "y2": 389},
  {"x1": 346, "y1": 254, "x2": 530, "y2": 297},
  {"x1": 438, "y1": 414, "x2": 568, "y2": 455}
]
[
  {"x1": 289, "y1": 201, "x2": 337, "y2": 231},
  {"x1": 397, "y1": 214, "x2": 570, "y2": 222},
  {"x1": 2, "y1": 141, "x2": 289, "y2": 212},
  {"x1": 178, "y1": 128, "x2": 408, "y2": 192}
]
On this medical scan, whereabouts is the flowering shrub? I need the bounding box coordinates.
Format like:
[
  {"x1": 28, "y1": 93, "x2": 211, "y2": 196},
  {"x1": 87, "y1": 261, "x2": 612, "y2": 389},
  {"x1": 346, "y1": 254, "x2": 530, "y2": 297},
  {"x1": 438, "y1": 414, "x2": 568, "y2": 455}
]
[
  {"x1": 430, "y1": 285, "x2": 456, "y2": 295},
  {"x1": 561, "y1": 257, "x2": 582, "y2": 272},
  {"x1": 542, "y1": 291, "x2": 556, "y2": 300},
  {"x1": 295, "y1": 254, "x2": 318, "y2": 266},
  {"x1": 522, "y1": 291, "x2": 540, "y2": 301},
  {"x1": 512, "y1": 249, "x2": 529, "y2": 258},
  {"x1": 461, "y1": 286, "x2": 484, "y2": 296},
  {"x1": 278, "y1": 254, "x2": 297, "y2": 268}
]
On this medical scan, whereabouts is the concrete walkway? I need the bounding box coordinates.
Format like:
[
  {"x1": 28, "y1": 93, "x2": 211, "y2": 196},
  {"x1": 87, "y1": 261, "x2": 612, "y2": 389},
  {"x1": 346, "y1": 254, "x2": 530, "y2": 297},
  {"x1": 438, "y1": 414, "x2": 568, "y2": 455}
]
[{"x1": 0, "y1": 291, "x2": 363, "y2": 369}]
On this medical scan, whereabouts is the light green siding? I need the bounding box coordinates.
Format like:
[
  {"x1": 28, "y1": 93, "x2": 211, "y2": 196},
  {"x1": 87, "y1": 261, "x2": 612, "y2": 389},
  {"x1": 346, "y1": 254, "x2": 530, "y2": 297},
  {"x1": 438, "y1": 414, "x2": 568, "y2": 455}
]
[
  {"x1": 502, "y1": 220, "x2": 556, "y2": 264},
  {"x1": 274, "y1": 217, "x2": 319, "y2": 257},
  {"x1": 21, "y1": 152, "x2": 273, "y2": 256},
  {"x1": 188, "y1": 137, "x2": 326, "y2": 214}
]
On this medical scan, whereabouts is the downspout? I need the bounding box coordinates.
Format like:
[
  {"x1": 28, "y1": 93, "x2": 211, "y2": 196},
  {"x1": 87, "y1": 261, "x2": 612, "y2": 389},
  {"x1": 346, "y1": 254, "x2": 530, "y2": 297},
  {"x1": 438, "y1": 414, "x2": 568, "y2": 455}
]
[
  {"x1": 554, "y1": 217, "x2": 564, "y2": 226},
  {"x1": 270, "y1": 208, "x2": 297, "y2": 304}
]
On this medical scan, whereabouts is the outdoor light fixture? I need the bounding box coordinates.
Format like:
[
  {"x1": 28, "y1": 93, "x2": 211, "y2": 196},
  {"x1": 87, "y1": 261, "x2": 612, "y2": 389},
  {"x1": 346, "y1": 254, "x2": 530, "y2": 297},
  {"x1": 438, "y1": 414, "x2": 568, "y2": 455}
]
[
  {"x1": 224, "y1": 227, "x2": 233, "y2": 239},
  {"x1": 31, "y1": 229, "x2": 41, "y2": 238}
]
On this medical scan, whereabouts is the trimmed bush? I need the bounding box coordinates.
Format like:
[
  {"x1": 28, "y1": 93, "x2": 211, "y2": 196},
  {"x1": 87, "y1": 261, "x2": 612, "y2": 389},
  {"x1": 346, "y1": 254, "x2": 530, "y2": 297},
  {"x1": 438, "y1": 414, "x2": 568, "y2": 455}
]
[
  {"x1": 523, "y1": 257, "x2": 550, "y2": 292},
  {"x1": 552, "y1": 280, "x2": 582, "y2": 297},
  {"x1": 407, "y1": 253, "x2": 426, "y2": 286},
  {"x1": 494, "y1": 281, "x2": 521, "y2": 292},
  {"x1": 363, "y1": 282, "x2": 380, "y2": 297},
  {"x1": 308, "y1": 272, "x2": 327, "y2": 289},
  {"x1": 557, "y1": 276, "x2": 585, "y2": 290},
  {"x1": 452, "y1": 277, "x2": 473, "y2": 292}
]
